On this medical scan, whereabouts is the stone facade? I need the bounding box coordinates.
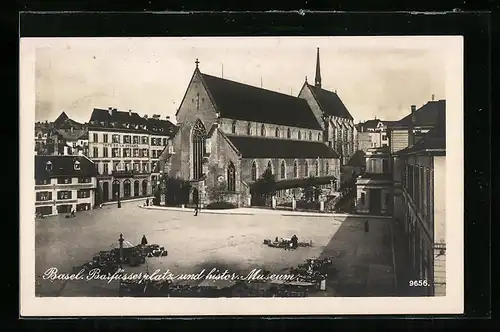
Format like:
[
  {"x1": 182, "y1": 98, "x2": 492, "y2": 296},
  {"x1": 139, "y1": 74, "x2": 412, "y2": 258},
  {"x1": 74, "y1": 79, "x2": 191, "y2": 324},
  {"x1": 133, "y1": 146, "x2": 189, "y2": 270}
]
[{"x1": 161, "y1": 64, "x2": 342, "y2": 207}]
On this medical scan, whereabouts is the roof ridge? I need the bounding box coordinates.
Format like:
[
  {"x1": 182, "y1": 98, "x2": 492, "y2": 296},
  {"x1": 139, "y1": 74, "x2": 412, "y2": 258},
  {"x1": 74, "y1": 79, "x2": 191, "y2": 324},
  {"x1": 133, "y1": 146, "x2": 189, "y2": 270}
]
[{"x1": 200, "y1": 72, "x2": 305, "y2": 100}]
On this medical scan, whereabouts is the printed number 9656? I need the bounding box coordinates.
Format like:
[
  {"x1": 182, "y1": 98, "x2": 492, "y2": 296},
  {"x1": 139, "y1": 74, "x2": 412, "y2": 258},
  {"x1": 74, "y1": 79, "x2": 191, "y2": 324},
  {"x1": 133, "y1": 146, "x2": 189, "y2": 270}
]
[{"x1": 409, "y1": 280, "x2": 430, "y2": 287}]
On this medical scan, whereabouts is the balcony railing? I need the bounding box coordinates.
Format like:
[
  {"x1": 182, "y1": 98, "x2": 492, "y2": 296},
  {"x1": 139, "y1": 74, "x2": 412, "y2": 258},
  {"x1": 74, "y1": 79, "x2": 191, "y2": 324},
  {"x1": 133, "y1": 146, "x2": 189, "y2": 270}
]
[{"x1": 111, "y1": 169, "x2": 149, "y2": 178}]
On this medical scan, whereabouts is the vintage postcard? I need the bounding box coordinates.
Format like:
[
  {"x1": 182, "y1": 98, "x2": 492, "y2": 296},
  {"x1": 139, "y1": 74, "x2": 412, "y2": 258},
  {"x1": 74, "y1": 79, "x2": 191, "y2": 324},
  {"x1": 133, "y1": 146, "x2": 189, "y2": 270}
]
[{"x1": 20, "y1": 36, "x2": 464, "y2": 316}]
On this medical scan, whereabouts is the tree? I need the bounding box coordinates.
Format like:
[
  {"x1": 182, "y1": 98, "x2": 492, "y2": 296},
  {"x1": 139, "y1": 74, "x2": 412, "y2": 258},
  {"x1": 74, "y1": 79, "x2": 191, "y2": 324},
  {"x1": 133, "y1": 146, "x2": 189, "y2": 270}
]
[
  {"x1": 163, "y1": 176, "x2": 191, "y2": 206},
  {"x1": 302, "y1": 176, "x2": 321, "y2": 203},
  {"x1": 208, "y1": 180, "x2": 230, "y2": 203},
  {"x1": 251, "y1": 168, "x2": 277, "y2": 205}
]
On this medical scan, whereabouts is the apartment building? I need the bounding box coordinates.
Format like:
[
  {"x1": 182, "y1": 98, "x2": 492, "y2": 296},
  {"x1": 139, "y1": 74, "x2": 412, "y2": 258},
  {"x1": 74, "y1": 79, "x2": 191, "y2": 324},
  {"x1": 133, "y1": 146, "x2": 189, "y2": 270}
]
[
  {"x1": 87, "y1": 108, "x2": 177, "y2": 202},
  {"x1": 34, "y1": 155, "x2": 97, "y2": 216}
]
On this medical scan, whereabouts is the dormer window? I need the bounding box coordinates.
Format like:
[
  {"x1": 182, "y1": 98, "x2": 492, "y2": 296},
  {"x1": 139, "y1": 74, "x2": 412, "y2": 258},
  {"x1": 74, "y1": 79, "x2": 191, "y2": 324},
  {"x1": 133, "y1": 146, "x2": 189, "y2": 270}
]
[
  {"x1": 45, "y1": 161, "x2": 52, "y2": 171},
  {"x1": 74, "y1": 161, "x2": 81, "y2": 170}
]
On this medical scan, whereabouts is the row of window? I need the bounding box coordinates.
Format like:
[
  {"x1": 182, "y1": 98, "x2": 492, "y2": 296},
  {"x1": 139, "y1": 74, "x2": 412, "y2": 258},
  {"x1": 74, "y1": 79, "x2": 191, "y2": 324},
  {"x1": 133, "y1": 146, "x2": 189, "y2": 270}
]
[
  {"x1": 36, "y1": 177, "x2": 92, "y2": 185},
  {"x1": 91, "y1": 133, "x2": 168, "y2": 146},
  {"x1": 91, "y1": 147, "x2": 164, "y2": 158},
  {"x1": 366, "y1": 158, "x2": 390, "y2": 174},
  {"x1": 231, "y1": 122, "x2": 322, "y2": 141},
  {"x1": 45, "y1": 160, "x2": 83, "y2": 172},
  {"x1": 403, "y1": 164, "x2": 432, "y2": 226},
  {"x1": 250, "y1": 160, "x2": 330, "y2": 181},
  {"x1": 94, "y1": 161, "x2": 158, "y2": 174},
  {"x1": 36, "y1": 189, "x2": 91, "y2": 201}
]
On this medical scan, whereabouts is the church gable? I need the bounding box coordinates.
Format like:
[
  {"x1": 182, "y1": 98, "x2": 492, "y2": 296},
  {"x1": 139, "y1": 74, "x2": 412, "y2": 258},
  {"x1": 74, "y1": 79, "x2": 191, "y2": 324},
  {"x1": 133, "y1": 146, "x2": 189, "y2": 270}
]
[
  {"x1": 175, "y1": 64, "x2": 218, "y2": 127},
  {"x1": 297, "y1": 82, "x2": 325, "y2": 130}
]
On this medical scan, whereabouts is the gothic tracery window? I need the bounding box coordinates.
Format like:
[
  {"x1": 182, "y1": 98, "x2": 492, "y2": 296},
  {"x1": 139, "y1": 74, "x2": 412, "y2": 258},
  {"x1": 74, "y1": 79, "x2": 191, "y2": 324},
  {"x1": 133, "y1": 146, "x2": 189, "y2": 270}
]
[
  {"x1": 247, "y1": 123, "x2": 252, "y2": 135},
  {"x1": 280, "y1": 160, "x2": 286, "y2": 179},
  {"x1": 304, "y1": 160, "x2": 309, "y2": 177},
  {"x1": 267, "y1": 160, "x2": 273, "y2": 173},
  {"x1": 192, "y1": 120, "x2": 206, "y2": 180},
  {"x1": 251, "y1": 160, "x2": 257, "y2": 181},
  {"x1": 231, "y1": 120, "x2": 237, "y2": 134},
  {"x1": 293, "y1": 160, "x2": 298, "y2": 178},
  {"x1": 275, "y1": 127, "x2": 280, "y2": 137},
  {"x1": 227, "y1": 161, "x2": 236, "y2": 191},
  {"x1": 315, "y1": 160, "x2": 320, "y2": 177},
  {"x1": 287, "y1": 128, "x2": 291, "y2": 139},
  {"x1": 261, "y1": 124, "x2": 266, "y2": 136}
]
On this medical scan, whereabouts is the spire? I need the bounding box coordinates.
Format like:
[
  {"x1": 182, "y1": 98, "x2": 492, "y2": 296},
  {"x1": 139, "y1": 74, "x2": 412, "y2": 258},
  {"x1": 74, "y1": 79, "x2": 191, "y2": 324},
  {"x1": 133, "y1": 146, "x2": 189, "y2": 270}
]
[{"x1": 315, "y1": 47, "x2": 322, "y2": 89}]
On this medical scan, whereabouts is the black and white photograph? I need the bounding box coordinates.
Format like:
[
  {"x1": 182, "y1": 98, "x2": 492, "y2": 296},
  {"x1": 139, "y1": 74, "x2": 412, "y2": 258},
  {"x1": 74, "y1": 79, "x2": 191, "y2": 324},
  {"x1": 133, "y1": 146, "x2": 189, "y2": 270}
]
[{"x1": 20, "y1": 36, "x2": 464, "y2": 316}]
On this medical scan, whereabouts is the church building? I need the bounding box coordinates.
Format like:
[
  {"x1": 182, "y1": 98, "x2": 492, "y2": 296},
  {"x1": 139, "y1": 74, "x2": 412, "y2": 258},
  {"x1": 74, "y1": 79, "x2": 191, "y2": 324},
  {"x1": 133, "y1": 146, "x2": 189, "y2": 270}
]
[
  {"x1": 298, "y1": 48, "x2": 356, "y2": 165},
  {"x1": 160, "y1": 50, "x2": 355, "y2": 207}
]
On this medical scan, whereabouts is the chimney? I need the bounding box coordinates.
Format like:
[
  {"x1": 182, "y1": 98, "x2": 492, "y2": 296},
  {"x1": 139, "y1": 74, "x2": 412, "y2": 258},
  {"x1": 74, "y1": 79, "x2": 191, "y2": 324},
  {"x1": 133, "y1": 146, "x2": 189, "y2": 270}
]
[
  {"x1": 432, "y1": 94, "x2": 435, "y2": 101},
  {"x1": 144, "y1": 114, "x2": 148, "y2": 119},
  {"x1": 166, "y1": 116, "x2": 170, "y2": 120},
  {"x1": 408, "y1": 104, "x2": 417, "y2": 147},
  {"x1": 129, "y1": 110, "x2": 132, "y2": 116},
  {"x1": 108, "y1": 107, "x2": 113, "y2": 116}
]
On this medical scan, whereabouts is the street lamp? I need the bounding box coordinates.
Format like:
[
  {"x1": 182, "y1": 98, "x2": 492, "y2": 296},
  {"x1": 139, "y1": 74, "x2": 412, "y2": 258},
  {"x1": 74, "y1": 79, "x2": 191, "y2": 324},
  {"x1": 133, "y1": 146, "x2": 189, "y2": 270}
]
[
  {"x1": 116, "y1": 191, "x2": 121, "y2": 208},
  {"x1": 118, "y1": 233, "x2": 124, "y2": 268}
]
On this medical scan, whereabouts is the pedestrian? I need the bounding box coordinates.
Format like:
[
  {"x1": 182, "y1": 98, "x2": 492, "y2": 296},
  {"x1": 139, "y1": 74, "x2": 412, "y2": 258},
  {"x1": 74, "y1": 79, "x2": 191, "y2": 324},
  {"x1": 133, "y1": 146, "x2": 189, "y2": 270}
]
[
  {"x1": 291, "y1": 234, "x2": 298, "y2": 249},
  {"x1": 194, "y1": 200, "x2": 199, "y2": 216},
  {"x1": 146, "y1": 199, "x2": 149, "y2": 206},
  {"x1": 70, "y1": 208, "x2": 76, "y2": 218},
  {"x1": 141, "y1": 235, "x2": 148, "y2": 245}
]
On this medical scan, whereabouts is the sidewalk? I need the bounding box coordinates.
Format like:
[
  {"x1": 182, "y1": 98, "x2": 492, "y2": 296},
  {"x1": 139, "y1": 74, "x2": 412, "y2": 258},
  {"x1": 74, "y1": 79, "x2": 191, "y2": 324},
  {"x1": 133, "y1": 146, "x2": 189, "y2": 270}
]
[{"x1": 139, "y1": 204, "x2": 393, "y2": 219}]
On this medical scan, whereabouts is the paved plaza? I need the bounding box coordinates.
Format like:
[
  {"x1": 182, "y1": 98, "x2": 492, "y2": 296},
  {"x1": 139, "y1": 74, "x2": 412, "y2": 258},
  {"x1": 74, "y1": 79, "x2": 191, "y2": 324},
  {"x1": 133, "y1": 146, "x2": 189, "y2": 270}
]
[{"x1": 35, "y1": 201, "x2": 396, "y2": 297}]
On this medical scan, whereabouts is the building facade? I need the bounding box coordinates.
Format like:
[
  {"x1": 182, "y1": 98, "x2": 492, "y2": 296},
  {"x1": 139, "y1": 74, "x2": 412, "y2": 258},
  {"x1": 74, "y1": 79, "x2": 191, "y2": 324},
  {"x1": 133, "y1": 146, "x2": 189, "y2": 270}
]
[
  {"x1": 160, "y1": 58, "x2": 342, "y2": 207},
  {"x1": 354, "y1": 146, "x2": 392, "y2": 215},
  {"x1": 34, "y1": 155, "x2": 97, "y2": 216},
  {"x1": 355, "y1": 119, "x2": 393, "y2": 152},
  {"x1": 389, "y1": 99, "x2": 446, "y2": 296},
  {"x1": 87, "y1": 108, "x2": 177, "y2": 202},
  {"x1": 298, "y1": 48, "x2": 356, "y2": 165}
]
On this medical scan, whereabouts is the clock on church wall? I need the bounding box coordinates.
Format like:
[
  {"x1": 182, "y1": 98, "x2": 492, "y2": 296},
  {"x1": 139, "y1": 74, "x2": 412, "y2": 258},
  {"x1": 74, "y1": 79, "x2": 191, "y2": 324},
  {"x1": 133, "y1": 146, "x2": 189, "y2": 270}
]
[{"x1": 217, "y1": 175, "x2": 224, "y2": 183}]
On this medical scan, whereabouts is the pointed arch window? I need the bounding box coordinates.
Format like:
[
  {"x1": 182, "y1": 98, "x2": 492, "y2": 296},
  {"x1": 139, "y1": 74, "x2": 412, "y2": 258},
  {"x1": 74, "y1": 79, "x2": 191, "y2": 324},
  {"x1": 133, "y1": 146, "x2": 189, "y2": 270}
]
[
  {"x1": 261, "y1": 124, "x2": 266, "y2": 136},
  {"x1": 287, "y1": 128, "x2": 291, "y2": 139},
  {"x1": 231, "y1": 120, "x2": 237, "y2": 134},
  {"x1": 247, "y1": 123, "x2": 252, "y2": 135},
  {"x1": 74, "y1": 160, "x2": 81, "y2": 171},
  {"x1": 227, "y1": 161, "x2": 236, "y2": 192},
  {"x1": 293, "y1": 160, "x2": 298, "y2": 178},
  {"x1": 280, "y1": 160, "x2": 286, "y2": 179},
  {"x1": 325, "y1": 161, "x2": 329, "y2": 175},
  {"x1": 275, "y1": 127, "x2": 280, "y2": 138},
  {"x1": 315, "y1": 160, "x2": 320, "y2": 176},
  {"x1": 267, "y1": 160, "x2": 273, "y2": 173},
  {"x1": 317, "y1": 133, "x2": 321, "y2": 141},
  {"x1": 251, "y1": 160, "x2": 257, "y2": 181},
  {"x1": 45, "y1": 161, "x2": 52, "y2": 171},
  {"x1": 298, "y1": 131, "x2": 302, "y2": 140},
  {"x1": 309, "y1": 131, "x2": 313, "y2": 140},
  {"x1": 192, "y1": 120, "x2": 207, "y2": 180},
  {"x1": 304, "y1": 160, "x2": 309, "y2": 177}
]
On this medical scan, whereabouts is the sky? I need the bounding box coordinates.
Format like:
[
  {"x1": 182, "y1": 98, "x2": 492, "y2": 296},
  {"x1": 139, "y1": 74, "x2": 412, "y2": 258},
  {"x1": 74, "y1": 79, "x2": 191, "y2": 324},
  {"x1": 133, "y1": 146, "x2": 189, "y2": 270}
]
[{"x1": 33, "y1": 37, "x2": 450, "y2": 124}]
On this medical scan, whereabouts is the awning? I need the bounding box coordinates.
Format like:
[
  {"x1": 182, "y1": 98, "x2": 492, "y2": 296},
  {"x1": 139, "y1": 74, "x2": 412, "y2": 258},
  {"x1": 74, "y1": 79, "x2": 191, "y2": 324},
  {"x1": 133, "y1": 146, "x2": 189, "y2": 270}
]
[{"x1": 273, "y1": 175, "x2": 337, "y2": 191}]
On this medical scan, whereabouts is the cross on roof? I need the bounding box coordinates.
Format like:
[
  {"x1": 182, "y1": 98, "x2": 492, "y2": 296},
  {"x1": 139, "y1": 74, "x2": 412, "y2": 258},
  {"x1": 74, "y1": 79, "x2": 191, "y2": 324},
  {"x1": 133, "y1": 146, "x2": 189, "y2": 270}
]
[{"x1": 195, "y1": 58, "x2": 200, "y2": 67}]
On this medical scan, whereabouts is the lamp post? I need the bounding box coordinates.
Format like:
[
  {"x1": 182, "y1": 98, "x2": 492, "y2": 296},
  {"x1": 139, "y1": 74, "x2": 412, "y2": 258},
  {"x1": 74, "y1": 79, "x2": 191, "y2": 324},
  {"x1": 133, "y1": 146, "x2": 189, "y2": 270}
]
[
  {"x1": 117, "y1": 191, "x2": 121, "y2": 208},
  {"x1": 118, "y1": 233, "x2": 124, "y2": 268}
]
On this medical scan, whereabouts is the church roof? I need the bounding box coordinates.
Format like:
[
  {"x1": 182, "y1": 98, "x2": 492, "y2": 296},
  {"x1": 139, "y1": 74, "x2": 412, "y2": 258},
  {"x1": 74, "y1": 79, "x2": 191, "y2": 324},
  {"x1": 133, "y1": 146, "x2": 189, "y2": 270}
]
[
  {"x1": 389, "y1": 100, "x2": 446, "y2": 128},
  {"x1": 200, "y1": 73, "x2": 322, "y2": 130},
  {"x1": 226, "y1": 135, "x2": 340, "y2": 159},
  {"x1": 306, "y1": 84, "x2": 354, "y2": 120}
]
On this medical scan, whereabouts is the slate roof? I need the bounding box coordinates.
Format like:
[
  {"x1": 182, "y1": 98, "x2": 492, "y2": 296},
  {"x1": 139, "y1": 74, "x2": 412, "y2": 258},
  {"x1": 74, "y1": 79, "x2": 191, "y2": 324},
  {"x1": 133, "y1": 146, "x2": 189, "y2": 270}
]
[
  {"x1": 346, "y1": 150, "x2": 366, "y2": 167},
  {"x1": 35, "y1": 155, "x2": 97, "y2": 179},
  {"x1": 389, "y1": 100, "x2": 446, "y2": 128},
  {"x1": 396, "y1": 121, "x2": 446, "y2": 155},
  {"x1": 88, "y1": 108, "x2": 177, "y2": 136},
  {"x1": 306, "y1": 84, "x2": 354, "y2": 120},
  {"x1": 274, "y1": 175, "x2": 338, "y2": 190},
  {"x1": 200, "y1": 73, "x2": 322, "y2": 130},
  {"x1": 226, "y1": 135, "x2": 340, "y2": 159}
]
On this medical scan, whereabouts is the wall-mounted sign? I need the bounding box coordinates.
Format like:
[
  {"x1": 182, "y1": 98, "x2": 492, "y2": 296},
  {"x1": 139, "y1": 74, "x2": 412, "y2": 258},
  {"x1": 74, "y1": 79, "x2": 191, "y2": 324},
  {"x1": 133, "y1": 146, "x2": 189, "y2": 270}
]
[{"x1": 103, "y1": 143, "x2": 139, "y2": 148}]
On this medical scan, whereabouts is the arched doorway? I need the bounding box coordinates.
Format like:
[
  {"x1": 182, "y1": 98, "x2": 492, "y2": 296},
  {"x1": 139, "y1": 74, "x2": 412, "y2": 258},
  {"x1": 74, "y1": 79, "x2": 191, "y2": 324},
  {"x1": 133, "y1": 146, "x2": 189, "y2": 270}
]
[
  {"x1": 102, "y1": 182, "x2": 109, "y2": 202},
  {"x1": 134, "y1": 180, "x2": 140, "y2": 196},
  {"x1": 192, "y1": 120, "x2": 207, "y2": 180},
  {"x1": 112, "y1": 180, "x2": 120, "y2": 201},
  {"x1": 191, "y1": 188, "x2": 199, "y2": 205},
  {"x1": 123, "y1": 179, "x2": 131, "y2": 198},
  {"x1": 227, "y1": 161, "x2": 235, "y2": 192},
  {"x1": 142, "y1": 180, "x2": 148, "y2": 196}
]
